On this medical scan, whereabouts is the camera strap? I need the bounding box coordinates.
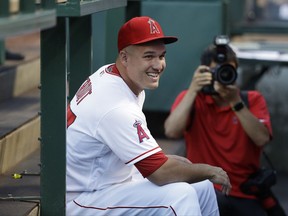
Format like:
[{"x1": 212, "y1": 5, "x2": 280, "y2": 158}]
[
  {"x1": 240, "y1": 91, "x2": 275, "y2": 170},
  {"x1": 240, "y1": 90, "x2": 249, "y2": 108}
]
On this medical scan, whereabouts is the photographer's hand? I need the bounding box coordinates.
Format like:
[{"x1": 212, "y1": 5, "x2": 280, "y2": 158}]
[
  {"x1": 190, "y1": 65, "x2": 212, "y2": 93},
  {"x1": 214, "y1": 81, "x2": 270, "y2": 147},
  {"x1": 214, "y1": 81, "x2": 241, "y2": 104},
  {"x1": 165, "y1": 65, "x2": 212, "y2": 139}
]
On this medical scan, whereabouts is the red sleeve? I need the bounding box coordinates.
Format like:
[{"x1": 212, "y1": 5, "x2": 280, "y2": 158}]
[
  {"x1": 135, "y1": 151, "x2": 168, "y2": 178},
  {"x1": 67, "y1": 103, "x2": 76, "y2": 128}
]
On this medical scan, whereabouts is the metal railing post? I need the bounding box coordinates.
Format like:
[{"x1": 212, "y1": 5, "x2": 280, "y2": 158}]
[
  {"x1": 40, "y1": 17, "x2": 67, "y2": 216},
  {"x1": 0, "y1": 0, "x2": 9, "y2": 17},
  {"x1": 20, "y1": 0, "x2": 36, "y2": 14},
  {"x1": 0, "y1": 0, "x2": 9, "y2": 65}
]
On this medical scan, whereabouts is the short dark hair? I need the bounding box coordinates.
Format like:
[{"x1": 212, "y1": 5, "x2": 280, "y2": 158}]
[{"x1": 200, "y1": 44, "x2": 238, "y2": 68}]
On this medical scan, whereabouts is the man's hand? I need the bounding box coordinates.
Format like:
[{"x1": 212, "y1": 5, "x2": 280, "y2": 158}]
[
  {"x1": 208, "y1": 166, "x2": 232, "y2": 195},
  {"x1": 189, "y1": 65, "x2": 212, "y2": 93},
  {"x1": 214, "y1": 81, "x2": 241, "y2": 104}
]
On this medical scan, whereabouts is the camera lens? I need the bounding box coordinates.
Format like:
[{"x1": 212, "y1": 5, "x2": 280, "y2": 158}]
[{"x1": 215, "y1": 64, "x2": 237, "y2": 85}]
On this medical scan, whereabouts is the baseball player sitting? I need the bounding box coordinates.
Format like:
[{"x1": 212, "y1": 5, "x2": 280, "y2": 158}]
[{"x1": 66, "y1": 16, "x2": 231, "y2": 216}]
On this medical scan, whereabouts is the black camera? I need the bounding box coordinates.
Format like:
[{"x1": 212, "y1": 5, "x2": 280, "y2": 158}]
[
  {"x1": 202, "y1": 35, "x2": 238, "y2": 95},
  {"x1": 240, "y1": 168, "x2": 277, "y2": 196}
]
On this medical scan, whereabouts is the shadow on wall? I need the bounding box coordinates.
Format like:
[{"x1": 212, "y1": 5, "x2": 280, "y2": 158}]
[
  {"x1": 0, "y1": 66, "x2": 17, "y2": 102},
  {"x1": 256, "y1": 65, "x2": 288, "y2": 173}
]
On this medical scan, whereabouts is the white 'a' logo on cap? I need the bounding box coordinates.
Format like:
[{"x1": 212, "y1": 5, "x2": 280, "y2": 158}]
[{"x1": 148, "y1": 18, "x2": 160, "y2": 34}]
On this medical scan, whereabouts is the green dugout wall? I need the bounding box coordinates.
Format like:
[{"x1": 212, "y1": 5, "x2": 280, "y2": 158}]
[{"x1": 139, "y1": 0, "x2": 227, "y2": 112}]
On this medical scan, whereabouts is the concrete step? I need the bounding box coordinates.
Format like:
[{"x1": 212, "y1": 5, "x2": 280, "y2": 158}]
[
  {"x1": 0, "y1": 88, "x2": 40, "y2": 175},
  {"x1": 0, "y1": 148, "x2": 40, "y2": 216},
  {"x1": 0, "y1": 32, "x2": 41, "y2": 215},
  {"x1": 0, "y1": 58, "x2": 40, "y2": 103},
  {"x1": 0, "y1": 88, "x2": 40, "y2": 216},
  {"x1": 0, "y1": 32, "x2": 41, "y2": 174},
  {"x1": 0, "y1": 32, "x2": 40, "y2": 103}
]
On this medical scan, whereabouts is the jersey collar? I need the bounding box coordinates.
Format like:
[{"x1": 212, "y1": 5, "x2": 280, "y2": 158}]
[{"x1": 105, "y1": 64, "x2": 121, "y2": 77}]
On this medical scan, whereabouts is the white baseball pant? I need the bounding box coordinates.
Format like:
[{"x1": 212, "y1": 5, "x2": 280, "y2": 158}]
[{"x1": 66, "y1": 179, "x2": 219, "y2": 216}]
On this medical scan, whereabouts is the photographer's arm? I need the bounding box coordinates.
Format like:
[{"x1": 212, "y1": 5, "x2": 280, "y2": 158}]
[
  {"x1": 231, "y1": 104, "x2": 270, "y2": 147},
  {"x1": 164, "y1": 66, "x2": 212, "y2": 138},
  {"x1": 215, "y1": 83, "x2": 270, "y2": 147}
]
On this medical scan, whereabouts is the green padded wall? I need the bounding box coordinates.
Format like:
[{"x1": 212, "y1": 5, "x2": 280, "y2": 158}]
[
  {"x1": 92, "y1": 8, "x2": 126, "y2": 72},
  {"x1": 141, "y1": 0, "x2": 225, "y2": 111}
]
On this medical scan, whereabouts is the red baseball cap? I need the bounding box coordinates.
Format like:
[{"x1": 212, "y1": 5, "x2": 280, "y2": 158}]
[{"x1": 118, "y1": 16, "x2": 178, "y2": 52}]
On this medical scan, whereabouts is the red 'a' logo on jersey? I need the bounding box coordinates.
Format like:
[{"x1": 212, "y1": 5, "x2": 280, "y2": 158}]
[{"x1": 133, "y1": 120, "x2": 149, "y2": 143}]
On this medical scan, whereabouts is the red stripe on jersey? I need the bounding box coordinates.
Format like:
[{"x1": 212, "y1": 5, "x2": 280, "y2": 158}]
[
  {"x1": 125, "y1": 146, "x2": 161, "y2": 164},
  {"x1": 135, "y1": 151, "x2": 168, "y2": 178},
  {"x1": 67, "y1": 103, "x2": 76, "y2": 128},
  {"x1": 73, "y1": 200, "x2": 176, "y2": 215}
]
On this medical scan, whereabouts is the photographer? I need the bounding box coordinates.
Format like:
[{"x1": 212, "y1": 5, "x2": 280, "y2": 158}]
[{"x1": 164, "y1": 36, "x2": 286, "y2": 216}]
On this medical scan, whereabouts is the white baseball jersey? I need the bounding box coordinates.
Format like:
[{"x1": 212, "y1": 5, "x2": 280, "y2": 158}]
[
  {"x1": 66, "y1": 64, "x2": 163, "y2": 192},
  {"x1": 66, "y1": 63, "x2": 220, "y2": 216}
]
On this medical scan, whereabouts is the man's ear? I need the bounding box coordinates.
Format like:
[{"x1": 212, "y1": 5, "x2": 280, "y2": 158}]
[{"x1": 119, "y1": 50, "x2": 128, "y2": 66}]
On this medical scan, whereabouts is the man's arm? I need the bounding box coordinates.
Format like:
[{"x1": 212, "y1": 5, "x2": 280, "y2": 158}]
[
  {"x1": 164, "y1": 89, "x2": 196, "y2": 138},
  {"x1": 164, "y1": 66, "x2": 212, "y2": 138},
  {"x1": 147, "y1": 155, "x2": 231, "y2": 195},
  {"x1": 215, "y1": 82, "x2": 270, "y2": 147},
  {"x1": 230, "y1": 103, "x2": 270, "y2": 147}
]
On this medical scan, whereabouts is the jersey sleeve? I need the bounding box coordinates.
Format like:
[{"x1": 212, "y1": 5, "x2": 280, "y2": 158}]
[
  {"x1": 97, "y1": 105, "x2": 162, "y2": 165},
  {"x1": 135, "y1": 151, "x2": 168, "y2": 177},
  {"x1": 248, "y1": 91, "x2": 273, "y2": 137}
]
